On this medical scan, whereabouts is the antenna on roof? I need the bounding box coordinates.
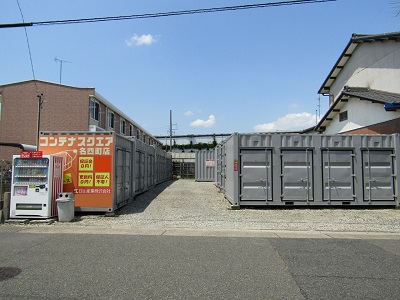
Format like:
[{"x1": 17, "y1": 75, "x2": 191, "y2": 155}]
[{"x1": 54, "y1": 57, "x2": 71, "y2": 84}]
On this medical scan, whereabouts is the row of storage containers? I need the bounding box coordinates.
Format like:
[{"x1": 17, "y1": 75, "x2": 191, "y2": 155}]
[
  {"x1": 39, "y1": 131, "x2": 172, "y2": 213},
  {"x1": 215, "y1": 133, "x2": 400, "y2": 207}
]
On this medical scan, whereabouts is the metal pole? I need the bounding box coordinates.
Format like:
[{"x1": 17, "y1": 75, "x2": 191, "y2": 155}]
[
  {"x1": 170, "y1": 110, "x2": 172, "y2": 152},
  {"x1": 54, "y1": 58, "x2": 71, "y2": 84},
  {"x1": 37, "y1": 94, "x2": 43, "y2": 149},
  {"x1": 59, "y1": 60, "x2": 63, "y2": 83}
]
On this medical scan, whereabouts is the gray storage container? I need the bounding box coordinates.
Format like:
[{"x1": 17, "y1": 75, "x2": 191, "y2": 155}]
[{"x1": 216, "y1": 133, "x2": 399, "y2": 208}]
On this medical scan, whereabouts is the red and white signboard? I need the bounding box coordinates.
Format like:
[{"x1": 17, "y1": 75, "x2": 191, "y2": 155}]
[{"x1": 19, "y1": 151, "x2": 43, "y2": 158}]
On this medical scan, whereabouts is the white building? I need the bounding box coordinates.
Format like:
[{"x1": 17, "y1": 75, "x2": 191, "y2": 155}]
[{"x1": 316, "y1": 32, "x2": 400, "y2": 134}]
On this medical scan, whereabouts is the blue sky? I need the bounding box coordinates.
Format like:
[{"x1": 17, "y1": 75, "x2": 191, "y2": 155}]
[{"x1": 2, "y1": 0, "x2": 400, "y2": 136}]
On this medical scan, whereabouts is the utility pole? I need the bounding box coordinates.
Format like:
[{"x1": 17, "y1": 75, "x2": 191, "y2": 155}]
[
  {"x1": 54, "y1": 57, "x2": 71, "y2": 84},
  {"x1": 167, "y1": 110, "x2": 177, "y2": 151},
  {"x1": 170, "y1": 110, "x2": 172, "y2": 152},
  {"x1": 37, "y1": 93, "x2": 44, "y2": 149}
]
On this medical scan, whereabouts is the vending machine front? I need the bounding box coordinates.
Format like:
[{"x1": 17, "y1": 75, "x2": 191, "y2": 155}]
[{"x1": 10, "y1": 152, "x2": 63, "y2": 218}]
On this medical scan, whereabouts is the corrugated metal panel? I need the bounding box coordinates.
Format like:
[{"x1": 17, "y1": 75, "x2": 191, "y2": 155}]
[
  {"x1": 362, "y1": 150, "x2": 396, "y2": 201},
  {"x1": 240, "y1": 149, "x2": 272, "y2": 202},
  {"x1": 195, "y1": 150, "x2": 215, "y2": 182},
  {"x1": 281, "y1": 149, "x2": 314, "y2": 202},
  {"x1": 322, "y1": 150, "x2": 354, "y2": 201}
]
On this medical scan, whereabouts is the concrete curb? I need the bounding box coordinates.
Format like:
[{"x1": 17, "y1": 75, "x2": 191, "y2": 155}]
[{"x1": 4, "y1": 225, "x2": 400, "y2": 240}]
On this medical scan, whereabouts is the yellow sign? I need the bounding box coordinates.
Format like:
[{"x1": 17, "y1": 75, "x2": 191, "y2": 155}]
[
  {"x1": 63, "y1": 173, "x2": 73, "y2": 185},
  {"x1": 79, "y1": 157, "x2": 94, "y2": 171},
  {"x1": 78, "y1": 172, "x2": 93, "y2": 186},
  {"x1": 95, "y1": 172, "x2": 110, "y2": 186}
]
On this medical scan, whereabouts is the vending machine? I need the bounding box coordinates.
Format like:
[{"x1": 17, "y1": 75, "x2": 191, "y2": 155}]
[{"x1": 10, "y1": 152, "x2": 63, "y2": 218}]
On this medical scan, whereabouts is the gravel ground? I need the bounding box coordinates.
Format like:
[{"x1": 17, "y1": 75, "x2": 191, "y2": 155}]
[{"x1": 28, "y1": 179, "x2": 400, "y2": 233}]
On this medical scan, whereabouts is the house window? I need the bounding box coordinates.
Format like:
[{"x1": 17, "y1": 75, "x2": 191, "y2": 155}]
[
  {"x1": 137, "y1": 129, "x2": 141, "y2": 140},
  {"x1": 120, "y1": 118, "x2": 126, "y2": 135},
  {"x1": 129, "y1": 125, "x2": 134, "y2": 136},
  {"x1": 107, "y1": 109, "x2": 114, "y2": 129},
  {"x1": 339, "y1": 111, "x2": 348, "y2": 122},
  {"x1": 89, "y1": 98, "x2": 100, "y2": 121},
  {"x1": 143, "y1": 134, "x2": 146, "y2": 143}
]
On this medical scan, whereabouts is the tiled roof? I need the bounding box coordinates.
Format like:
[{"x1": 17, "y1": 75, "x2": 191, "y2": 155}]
[
  {"x1": 314, "y1": 87, "x2": 400, "y2": 132},
  {"x1": 342, "y1": 87, "x2": 400, "y2": 104}
]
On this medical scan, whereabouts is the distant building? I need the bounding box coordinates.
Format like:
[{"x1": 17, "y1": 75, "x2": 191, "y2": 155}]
[
  {"x1": 316, "y1": 32, "x2": 400, "y2": 134},
  {"x1": 0, "y1": 80, "x2": 162, "y2": 161}
]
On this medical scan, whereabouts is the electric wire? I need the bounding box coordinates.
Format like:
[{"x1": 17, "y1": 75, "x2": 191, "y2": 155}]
[
  {"x1": 2, "y1": 0, "x2": 336, "y2": 28},
  {"x1": 16, "y1": 0, "x2": 38, "y2": 93}
]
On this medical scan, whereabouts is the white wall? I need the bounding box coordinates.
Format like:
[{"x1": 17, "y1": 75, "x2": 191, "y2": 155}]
[
  {"x1": 324, "y1": 98, "x2": 400, "y2": 134},
  {"x1": 330, "y1": 40, "x2": 400, "y2": 100}
]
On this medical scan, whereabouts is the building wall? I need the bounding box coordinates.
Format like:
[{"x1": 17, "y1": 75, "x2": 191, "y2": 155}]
[
  {"x1": 0, "y1": 80, "x2": 162, "y2": 161},
  {"x1": 330, "y1": 40, "x2": 400, "y2": 101},
  {"x1": 323, "y1": 98, "x2": 400, "y2": 134},
  {"x1": 0, "y1": 80, "x2": 94, "y2": 161},
  {"x1": 343, "y1": 118, "x2": 400, "y2": 134}
]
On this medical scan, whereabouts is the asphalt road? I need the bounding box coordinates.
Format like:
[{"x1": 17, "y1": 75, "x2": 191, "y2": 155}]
[{"x1": 0, "y1": 227, "x2": 399, "y2": 300}]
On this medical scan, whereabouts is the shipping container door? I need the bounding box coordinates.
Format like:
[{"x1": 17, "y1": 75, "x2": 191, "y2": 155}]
[
  {"x1": 116, "y1": 149, "x2": 131, "y2": 203},
  {"x1": 363, "y1": 150, "x2": 395, "y2": 201},
  {"x1": 147, "y1": 155, "x2": 154, "y2": 187},
  {"x1": 124, "y1": 150, "x2": 131, "y2": 201},
  {"x1": 116, "y1": 149, "x2": 124, "y2": 202},
  {"x1": 135, "y1": 151, "x2": 141, "y2": 192},
  {"x1": 281, "y1": 149, "x2": 313, "y2": 201},
  {"x1": 143, "y1": 154, "x2": 148, "y2": 190},
  {"x1": 220, "y1": 148, "x2": 226, "y2": 190},
  {"x1": 140, "y1": 152, "x2": 145, "y2": 190},
  {"x1": 240, "y1": 149, "x2": 272, "y2": 202},
  {"x1": 322, "y1": 150, "x2": 354, "y2": 201}
]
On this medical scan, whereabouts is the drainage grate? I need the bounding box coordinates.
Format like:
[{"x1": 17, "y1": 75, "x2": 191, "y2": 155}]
[{"x1": 0, "y1": 267, "x2": 22, "y2": 281}]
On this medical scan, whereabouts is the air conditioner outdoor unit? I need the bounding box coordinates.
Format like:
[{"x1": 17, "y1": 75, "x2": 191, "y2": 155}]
[{"x1": 88, "y1": 125, "x2": 105, "y2": 132}]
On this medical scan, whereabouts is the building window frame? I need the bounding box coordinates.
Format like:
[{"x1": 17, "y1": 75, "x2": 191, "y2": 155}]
[
  {"x1": 339, "y1": 111, "x2": 348, "y2": 122},
  {"x1": 107, "y1": 109, "x2": 115, "y2": 130},
  {"x1": 120, "y1": 118, "x2": 126, "y2": 135},
  {"x1": 89, "y1": 98, "x2": 100, "y2": 122},
  {"x1": 136, "y1": 129, "x2": 141, "y2": 140},
  {"x1": 129, "y1": 124, "x2": 134, "y2": 137}
]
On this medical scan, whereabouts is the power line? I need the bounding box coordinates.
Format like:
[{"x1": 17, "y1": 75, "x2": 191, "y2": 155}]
[
  {"x1": 16, "y1": 0, "x2": 37, "y2": 92},
  {"x1": 1, "y1": 0, "x2": 336, "y2": 28}
]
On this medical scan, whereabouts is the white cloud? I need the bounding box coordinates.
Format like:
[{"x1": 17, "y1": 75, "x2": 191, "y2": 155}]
[
  {"x1": 125, "y1": 34, "x2": 157, "y2": 47},
  {"x1": 190, "y1": 115, "x2": 216, "y2": 128},
  {"x1": 184, "y1": 110, "x2": 194, "y2": 116},
  {"x1": 254, "y1": 112, "x2": 318, "y2": 132}
]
